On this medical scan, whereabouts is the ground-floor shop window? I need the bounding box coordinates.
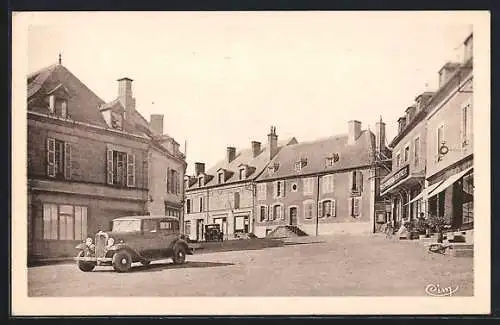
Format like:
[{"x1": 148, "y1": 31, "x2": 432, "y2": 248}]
[
  {"x1": 37, "y1": 204, "x2": 87, "y2": 241},
  {"x1": 235, "y1": 215, "x2": 249, "y2": 233},
  {"x1": 184, "y1": 220, "x2": 191, "y2": 236}
]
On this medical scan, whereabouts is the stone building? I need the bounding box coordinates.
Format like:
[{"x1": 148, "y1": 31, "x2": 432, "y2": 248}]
[
  {"x1": 254, "y1": 120, "x2": 388, "y2": 237},
  {"x1": 184, "y1": 128, "x2": 297, "y2": 241},
  {"x1": 27, "y1": 60, "x2": 186, "y2": 260}
]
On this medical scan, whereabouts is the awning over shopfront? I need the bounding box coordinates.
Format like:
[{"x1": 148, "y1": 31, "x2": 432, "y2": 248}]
[
  {"x1": 406, "y1": 179, "x2": 444, "y2": 205},
  {"x1": 428, "y1": 166, "x2": 473, "y2": 198}
]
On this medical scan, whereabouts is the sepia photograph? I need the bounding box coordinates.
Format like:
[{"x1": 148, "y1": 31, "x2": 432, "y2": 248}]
[{"x1": 11, "y1": 10, "x2": 490, "y2": 315}]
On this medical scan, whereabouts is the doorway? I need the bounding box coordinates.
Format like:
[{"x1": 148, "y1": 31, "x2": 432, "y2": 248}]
[
  {"x1": 196, "y1": 219, "x2": 204, "y2": 241},
  {"x1": 289, "y1": 207, "x2": 297, "y2": 226}
]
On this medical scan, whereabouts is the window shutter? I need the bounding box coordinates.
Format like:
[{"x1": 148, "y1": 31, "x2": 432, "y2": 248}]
[
  {"x1": 357, "y1": 171, "x2": 363, "y2": 192},
  {"x1": 348, "y1": 198, "x2": 353, "y2": 217},
  {"x1": 64, "y1": 142, "x2": 71, "y2": 179},
  {"x1": 49, "y1": 95, "x2": 55, "y2": 113},
  {"x1": 47, "y1": 138, "x2": 55, "y2": 177},
  {"x1": 318, "y1": 202, "x2": 323, "y2": 218},
  {"x1": 280, "y1": 205, "x2": 285, "y2": 220},
  {"x1": 281, "y1": 180, "x2": 286, "y2": 197},
  {"x1": 176, "y1": 173, "x2": 180, "y2": 194},
  {"x1": 349, "y1": 172, "x2": 354, "y2": 192},
  {"x1": 353, "y1": 198, "x2": 360, "y2": 216},
  {"x1": 127, "y1": 153, "x2": 136, "y2": 187},
  {"x1": 107, "y1": 149, "x2": 113, "y2": 184},
  {"x1": 331, "y1": 200, "x2": 336, "y2": 217},
  {"x1": 166, "y1": 167, "x2": 170, "y2": 193},
  {"x1": 331, "y1": 175, "x2": 335, "y2": 192},
  {"x1": 273, "y1": 182, "x2": 277, "y2": 199},
  {"x1": 268, "y1": 205, "x2": 273, "y2": 221}
]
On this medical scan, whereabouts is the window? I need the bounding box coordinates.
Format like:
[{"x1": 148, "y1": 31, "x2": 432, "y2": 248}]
[
  {"x1": 185, "y1": 220, "x2": 191, "y2": 236},
  {"x1": 259, "y1": 205, "x2": 268, "y2": 222},
  {"x1": 325, "y1": 153, "x2": 340, "y2": 167},
  {"x1": 166, "y1": 168, "x2": 180, "y2": 194},
  {"x1": 274, "y1": 180, "x2": 285, "y2": 198},
  {"x1": 39, "y1": 204, "x2": 87, "y2": 240},
  {"x1": 404, "y1": 144, "x2": 410, "y2": 162},
  {"x1": 349, "y1": 197, "x2": 361, "y2": 217},
  {"x1": 239, "y1": 168, "x2": 246, "y2": 180},
  {"x1": 218, "y1": 172, "x2": 223, "y2": 184},
  {"x1": 234, "y1": 216, "x2": 249, "y2": 233},
  {"x1": 395, "y1": 151, "x2": 401, "y2": 168},
  {"x1": 47, "y1": 138, "x2": 71, "y2": 179},
  {"x1": 199, "y1": 197, "x2": 204, "y2": 212},
  {"x1": 321, "y1": 175, "x2": 334, "y2": 194},
  {"x1": 198, "y1": 177, "x2": 203, "y2": 187},
  {"x1": 414, "y1": 137, "x2": 420, "y2": 167},
  {"x1": 350, "y1": 171, "x2": 363, "y2": 193},
  {"x1": 160, "y1": 221, "x2": 173, "y2": 230},
  {"x1": 303, "y1": 178, "x2": 314, "y2": 195},
  {"x1": 319, "y1": 200, "x2": 336, "y2": 218},
  {"x1": 257, "y1": 183, "x2": 267, "y2": 201},
  {"x1": 143, "y1": 219, "x2": 158, "y2": 232},
  {"x1": 234, "y1": 192, "x2": 240, "y2": 209},
  {"x1": 107, "y1": 148, "x2": 135, "y2": 187},
  {"x1": 291, "y1": 183, "x2": 298, "y2": 192},
  {"x1": 49, "y1": 96, "x2": 68, "y2": 118},
  {"x1": 437, "y1": 124, "x2": 445, "y2": 156},
  {"x1": 462, "y1": 173, "x2": 474, "y2": 225},
  {"x1": 303, "y1": 201, "x2": 314, "y2": 219},
  {"x1": 271, "y1": 204, "x2": 283, "y2": 221},
  {"x1": 294, "y1": 161, "x2": 302, "y2": 172},
  {"x1": 110, "y1": 111, "x2": 123, "y2": 130},
  {"x1": 462, "y1": 99, "x2": 472, "y2": 147},
  {"x1": 186, "y1": 199, "x2": 191, "y2": 214}
]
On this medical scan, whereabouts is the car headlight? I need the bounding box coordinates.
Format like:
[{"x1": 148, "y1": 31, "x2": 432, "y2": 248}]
[
  {"x1": 107, "y1": 238, "x2": 115, "y2": 247},
  {"x1": 85, "y1": 237, "x2": 93, "y2": 246}
]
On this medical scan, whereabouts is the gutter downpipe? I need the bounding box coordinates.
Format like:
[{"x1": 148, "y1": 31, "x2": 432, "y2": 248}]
[{"x1": 316, "y1": 174, "x2": 320, "y2": 236}]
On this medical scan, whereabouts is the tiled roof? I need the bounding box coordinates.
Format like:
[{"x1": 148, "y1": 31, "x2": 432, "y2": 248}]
[
  {"x1": 99, "y1": 98, "x2": 123, "y2": 112},
  {"x1": 257, "y1": 130, "x2": 375, "y2": 181},
  {"x1": 27, "y1": 64, "x2": 108, "y2": 127},
  {"x1": 187, "y1": 138, "x2": 297, "y2": 190}
]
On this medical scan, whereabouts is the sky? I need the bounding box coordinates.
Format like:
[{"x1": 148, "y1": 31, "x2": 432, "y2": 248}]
[{"x1": 25, "y1": 12, "x2": 473, "y2": 175}]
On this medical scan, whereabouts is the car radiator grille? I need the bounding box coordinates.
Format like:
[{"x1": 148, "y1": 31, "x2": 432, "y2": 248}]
[{"x1": 95, "y1": 233, "x2": 108, "y2": 258}]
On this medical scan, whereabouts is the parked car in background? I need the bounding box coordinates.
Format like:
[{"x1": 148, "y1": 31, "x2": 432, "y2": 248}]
[
  {"x1": 204, "y1": 223, "x2": 224, "y2": 242},
  {"x1": 74, "y1": 216, "x2": 193, "y2": 273}
]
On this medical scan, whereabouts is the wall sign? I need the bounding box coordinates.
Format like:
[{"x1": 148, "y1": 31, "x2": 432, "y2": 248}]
[{"x1": 380, "y1": 165, "x2": 409, "y2": 192}]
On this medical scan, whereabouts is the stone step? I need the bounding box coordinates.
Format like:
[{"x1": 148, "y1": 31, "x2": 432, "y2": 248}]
[{"x1": 449, "y1": 248, "x2": 474, "y2": 258}]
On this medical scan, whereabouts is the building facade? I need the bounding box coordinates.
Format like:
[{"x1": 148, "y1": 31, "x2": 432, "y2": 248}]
[
  {"x1": 27, "y1": 61, "x2": 186, "y2": 260},
  {"x1": 184, "y1": 128, "x2": 297, "y2": 241},
  {"x1": 424, "y1": 33, "x2": 474, "y2": 242},
  {"x1": 379, "y1": 91, "x2": 434, "y2": 229},
  {"x1": 254, "y1": 120, "x2": 387, "y2": 237}
]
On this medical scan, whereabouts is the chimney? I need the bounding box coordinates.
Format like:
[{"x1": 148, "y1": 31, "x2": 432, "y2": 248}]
[
  {"x1": 251, "y1": 141, "x2": 261, "y2": 157},
  {"x1": 226, "y1": 147, "x2": 236, "y2": 163},
  {"x1": 117, "y1": 77, "x2": 136, "y2": 120},
  {"x1": 347, "y1": 120, "x2": 362, "y2": 145},
  {"x1": 438, "y1": 62, "x2": 461, "y2": 88},
  {"x1": 375, "y1": 116, "x2": 386, "y2": 153},
  {"x1": 150, "y1": 114, "x2": 164, "y2": 135},
  {"x1": 194, "y1": 162, "x2": 205, "y2": 176},
  {"x1": 267, "y1": 126, "x2": 278, "y2": 160}
]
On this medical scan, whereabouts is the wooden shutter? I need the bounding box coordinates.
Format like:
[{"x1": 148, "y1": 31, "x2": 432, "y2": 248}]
[
  {"x1": 64, "y1": 142, "x2": 71, "y2": 180},
  {"x1": 269, "y1": 205, "x2": 274, "y2": 221},
  {"x1": 353, "y1": 197, "x2": 360, "y2": 216},
  {"x1": 166, "y1": 167, "x2": 170, "y2": 193},
  {"x1": 176, "y1": 172, "x2": 180, "y2": 194},
  {"x1": 127, "y1": 153, "x2": 135, "y2": 187},
  {"x1": 106, "y1": 149, "x2": 113, "y2": 184},
  {"x1": 49, "y1": 95, "x2": 55, "y2": 113},
  {"x1": 348, "y1": 198, "x2": 353, "y2": 217},
  {"x1": 273, "y1": 182, "x2": 277, "y2": 199},
  {"x1": 318, "y1": 201, "x2": 323, "y2": 218},
  {"x1": 280, "y1": 205, "x2": 284, "y2": 220},
  {"x1": 356, "y1": 171, "x2": 363, "y2": 192},
  {"x1": 47, "y1": 138, "x2": 55, "y2": 177},
  {"x1": 281, "y1": 180, "x2": 286, "y2": 198},
  {"x1": 331, "y1": 200, "x2": 336, "y2": 217},
  {"x1": 349, "y1": 171, "x2": 354, "y2": 192}
]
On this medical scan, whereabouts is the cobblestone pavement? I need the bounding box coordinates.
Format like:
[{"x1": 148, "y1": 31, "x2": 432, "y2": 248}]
[{"x1": 28, "y1": 234, "x2": 473, "y2": 297}]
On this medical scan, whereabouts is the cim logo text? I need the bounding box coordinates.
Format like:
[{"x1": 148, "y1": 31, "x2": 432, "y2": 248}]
[{"x1": 425, "y1": 284, "x2": 459, "y2": 297}]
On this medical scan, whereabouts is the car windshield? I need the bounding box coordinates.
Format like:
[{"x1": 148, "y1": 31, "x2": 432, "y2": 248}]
[{"x1": 112, "y1": 219, "x2": 141, "y2": 233}]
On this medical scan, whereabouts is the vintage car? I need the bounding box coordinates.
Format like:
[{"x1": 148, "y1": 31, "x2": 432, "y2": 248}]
[
  {"x1": 204, "y1": 224, "x2": 224, "y2": 242},
  {"x1": 74, "y1": 215, "x2": 193, "y2": 273}
]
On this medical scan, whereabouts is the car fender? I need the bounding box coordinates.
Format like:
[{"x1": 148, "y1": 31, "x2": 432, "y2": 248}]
[
  {"x1": 107, "y1": 243, "x2": 141, "y2": 259},
  {"x1": 173, "y1": 238, "x2": 193, "y2": 255}
]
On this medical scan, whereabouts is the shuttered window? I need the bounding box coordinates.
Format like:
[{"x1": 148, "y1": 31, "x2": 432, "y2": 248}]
[
  {"x1": 47, "y1": 138, "x2": 71, "y2": 179},
  {"x1": 41, "y1": 204, "x2": 87, "y2": 240},
  {"x1": 259, "y1": 205, "x2": 268, "y2": 222},
  {"x1": 107, "y1": 148, "x2": 136, "y2": 188},
  {"x1": 349, "y1": 197, "x2": 361, "y2": 217}
]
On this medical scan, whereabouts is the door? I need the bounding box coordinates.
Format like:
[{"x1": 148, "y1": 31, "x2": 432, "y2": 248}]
[
  {"x1": 158, "y1": 219, "x2": 179, "y2": 258},
  {"x1": 139, "y1": 219, "x2": 161, "y2": 258},
  {"x1": 289, "y1": 207, "x2": 297, "y2": 226},
  {"x1": 196, "y1": 219, "x2": 204, "y2": 241}
]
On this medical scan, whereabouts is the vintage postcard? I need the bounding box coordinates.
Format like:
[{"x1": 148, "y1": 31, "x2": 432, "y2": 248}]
[{"x1": 11, "y1": 11, "x2": 490, "y2": 315}]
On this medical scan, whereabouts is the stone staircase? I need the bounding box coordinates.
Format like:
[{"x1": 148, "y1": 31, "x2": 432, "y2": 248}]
[{"x1": 267, "y1": 225, "x2": 308, "y2": 238}]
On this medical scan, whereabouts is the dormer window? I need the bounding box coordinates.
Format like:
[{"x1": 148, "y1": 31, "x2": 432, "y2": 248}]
[
  {"x1": 111, "y1": 111, "x2": 123, "y2": 130},
  {"x1": 198, "y1": 176, "x2": 204, "y2": 187},
  {"x1": 49, "y1": 95, "x2": 68, "y2": 118},
  {"x1": 294, "y1": 157, "x2": 307, "y2": 172},
  {"x1": 326, "y1": 153, "x2": 340, "y2": 167},
  {"x1": 239, "y1": 167, "x2": 246, "y2": 180},
  {"x1": 218, "y1": 172, "x2": 224, "y2": 184},
  {"x1": 268, "y1": 162, "x2": 280, "y2": 175}
]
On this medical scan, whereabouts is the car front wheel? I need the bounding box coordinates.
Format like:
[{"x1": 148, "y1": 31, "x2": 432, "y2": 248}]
[
  {"x1": 172, "y1": 245, "x2": 187, "y2": 265},
  {"x1": 112, "y1": 250, "x2": 132, "y2": 273},
  {"x1": 76, "y1": 251, "x2": 96, "y2": 272}
]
